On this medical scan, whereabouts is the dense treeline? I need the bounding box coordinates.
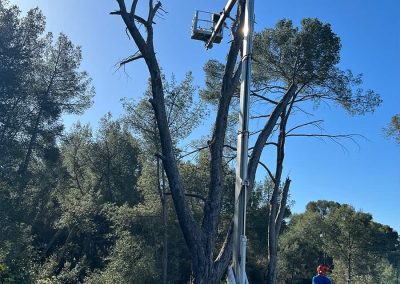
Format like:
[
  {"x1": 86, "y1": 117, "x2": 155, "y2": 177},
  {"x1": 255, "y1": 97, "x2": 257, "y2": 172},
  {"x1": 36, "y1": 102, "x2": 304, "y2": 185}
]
[
  {"x1": 1, "y1": 2, "x2": 399, "y2": 283},
  {"x1": 278, "y1": 201, "x2": 399, "y2": 283}
]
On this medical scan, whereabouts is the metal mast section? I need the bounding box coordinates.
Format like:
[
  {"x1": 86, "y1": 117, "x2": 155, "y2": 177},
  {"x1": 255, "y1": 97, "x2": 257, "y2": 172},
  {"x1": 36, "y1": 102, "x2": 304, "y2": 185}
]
[
  {"x1": 231, "y1": 0, "x2": 254, "y2": 283},
  {"x1": 195, "y1": 0, "x2": 255, "y2": 283}
]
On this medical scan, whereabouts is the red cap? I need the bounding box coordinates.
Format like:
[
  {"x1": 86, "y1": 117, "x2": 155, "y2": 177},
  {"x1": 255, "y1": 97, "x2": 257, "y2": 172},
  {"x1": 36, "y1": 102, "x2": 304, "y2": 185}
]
[{"x1": 317, "y1": 264, "x2": 329, "y2": 275}]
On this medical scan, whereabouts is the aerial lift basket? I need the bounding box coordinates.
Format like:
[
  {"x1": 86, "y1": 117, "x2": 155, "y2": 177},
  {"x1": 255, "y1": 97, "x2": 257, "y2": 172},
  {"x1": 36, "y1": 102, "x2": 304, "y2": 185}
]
[{"x1": 191, "y1": 11, "x2": 223, "y2": 44}]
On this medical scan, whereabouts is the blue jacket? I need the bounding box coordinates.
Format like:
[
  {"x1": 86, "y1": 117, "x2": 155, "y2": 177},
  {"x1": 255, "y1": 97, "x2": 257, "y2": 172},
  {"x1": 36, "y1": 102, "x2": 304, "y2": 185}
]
[{"x1": 312, "y1": 274, "x2": 332, "y2": 284}]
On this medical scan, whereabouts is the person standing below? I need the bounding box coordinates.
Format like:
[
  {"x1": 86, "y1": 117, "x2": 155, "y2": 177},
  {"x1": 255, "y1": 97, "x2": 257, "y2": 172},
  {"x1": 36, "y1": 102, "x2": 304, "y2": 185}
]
[{"x1": 312, "y1": 264, "x2": 332, "y2": 284}]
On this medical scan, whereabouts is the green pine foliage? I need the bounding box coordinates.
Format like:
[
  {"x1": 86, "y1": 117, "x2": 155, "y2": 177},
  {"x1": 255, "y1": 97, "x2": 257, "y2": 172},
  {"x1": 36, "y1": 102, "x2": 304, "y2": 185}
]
[{"x1": 385, "y1": 114, "x2": 400, "y2": 144}]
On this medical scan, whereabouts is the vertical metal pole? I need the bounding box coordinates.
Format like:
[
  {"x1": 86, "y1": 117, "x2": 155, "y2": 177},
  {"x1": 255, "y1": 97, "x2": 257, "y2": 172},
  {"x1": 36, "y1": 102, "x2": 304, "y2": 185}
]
[{"x1": 232, "y1": 0, "x2": 254, "y2": 283}]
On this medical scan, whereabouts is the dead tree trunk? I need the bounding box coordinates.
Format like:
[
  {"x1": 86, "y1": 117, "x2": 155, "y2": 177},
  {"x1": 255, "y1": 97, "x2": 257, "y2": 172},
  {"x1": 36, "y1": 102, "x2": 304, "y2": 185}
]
[
  {"x1": 112, "y1": 1, "x2": 243, "y2": 282},
  {"x1": 265, "y1": 178, "x2": 290, "y2": 284},
  {"x1": 265, "y1": 95, "x2": 296, "y2": 284},
  {"x1": 157, "y1": 155, "x2": 168, "y2": 284}
]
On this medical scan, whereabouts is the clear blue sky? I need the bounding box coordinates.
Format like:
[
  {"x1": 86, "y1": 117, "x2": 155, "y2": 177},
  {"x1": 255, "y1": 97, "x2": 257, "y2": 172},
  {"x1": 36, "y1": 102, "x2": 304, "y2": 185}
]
[{"x1": 12, "y1": 0, "x2": 400, "y2": 232}]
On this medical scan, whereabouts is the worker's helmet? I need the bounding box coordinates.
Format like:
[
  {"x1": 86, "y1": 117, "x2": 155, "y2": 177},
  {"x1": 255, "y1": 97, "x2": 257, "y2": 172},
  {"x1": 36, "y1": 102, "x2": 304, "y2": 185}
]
[{"x1": 317, "y1": 264, "x2": 329, "y2": 275}]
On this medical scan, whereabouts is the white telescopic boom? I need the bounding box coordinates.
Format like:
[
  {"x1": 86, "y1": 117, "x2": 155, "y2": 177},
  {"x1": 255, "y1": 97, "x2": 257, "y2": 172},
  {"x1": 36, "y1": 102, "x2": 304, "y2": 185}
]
[{"x1": 232, "y1": 0, "x2": 254, "y2": 283}]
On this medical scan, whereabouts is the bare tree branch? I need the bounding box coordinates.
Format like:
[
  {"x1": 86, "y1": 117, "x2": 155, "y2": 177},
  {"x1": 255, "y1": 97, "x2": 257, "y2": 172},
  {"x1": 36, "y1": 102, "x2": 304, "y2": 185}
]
[
  {"x1": 251, "y1": 91, "x2": 278, "y2": 105},
  {"x1": 148, "y1": 1, "x2": 162, "y2": 24},
  {"x1": 130, "y1": 0, "x2": 139, "y2": 16},
  {"x1": 258, "y1": 160, "x2": 275, "y2": 182},
  {"x1": 286, "y1": 133, "x2": 361, "y2": 139},
  {"x1": 250, "y1": 129, "x2": 262, "y2": 136},
  {"x1": 178, "y1": 145, "x2": 208, "y2": 160},
  {"x1": 115, "y1": 1, "x2": 148, "y2": 54},
  {"x1": 118, "y1": 52, "x2": 144, "y2": 66},
  {"x1": 165, "y1": 192, "x2": 206, "y2": 203},
  {"x1": 286, "y1": 120, "x2": 324, "y2": 135},
  {"x1": 286, "y1": 133, "x2": 364, "y2": 152},
  {"x1": 223, "y1": 144, "x2": 237, "y2": 151},
  {"x1": 265, "y1": 142, "x2": 278, "y2": 147},
  {"x1": 275, "y1": 178, "x2": 291, "y2": 234},
  {"x1": 250, "y1": 114, "x2": 271, "y2": 119},
  {"x1": 292, "y1": 105, "x2": 315, "y2": 116},
  {"x1": 116, "y1": 0, "x2": 127, "y2": 13},
  {"x1": 252, "y1": 85, "x2": 287, "y2": 94},
  {"x1": 213, "y1": 220, "x2": 234, "y2": 281}
]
